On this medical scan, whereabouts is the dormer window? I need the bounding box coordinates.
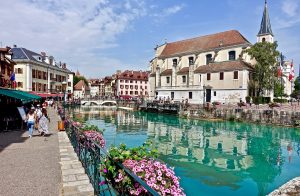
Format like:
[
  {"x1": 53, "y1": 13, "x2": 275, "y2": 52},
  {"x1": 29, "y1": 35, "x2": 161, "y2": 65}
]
[
  {"x1": 229, "y1": 51, "x2": 236, "y2": 60},
  {"x1": 206, "y1": 54, "x2": 212, "y2": 65},
  {"x1": 173, "y1": 59, "x2": 178, "y2": 66},
  {"x1": 188, "y1": 57, "x2": 194, "y2": 65}
]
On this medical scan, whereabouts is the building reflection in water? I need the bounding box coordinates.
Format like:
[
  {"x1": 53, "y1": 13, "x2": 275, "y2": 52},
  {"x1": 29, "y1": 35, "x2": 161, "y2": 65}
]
[{"x1": 70, "y1": 108, "x2": 300, "y2": 195}]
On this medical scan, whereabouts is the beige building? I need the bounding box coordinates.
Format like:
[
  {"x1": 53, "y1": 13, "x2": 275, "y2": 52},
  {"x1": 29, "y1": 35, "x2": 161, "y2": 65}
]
[
  {"x1": 149, "y1": 30, "x2": 254, "y2": 104},
  {"x1": 11, "y1": 47, "x2": 72, "y2": 95}
]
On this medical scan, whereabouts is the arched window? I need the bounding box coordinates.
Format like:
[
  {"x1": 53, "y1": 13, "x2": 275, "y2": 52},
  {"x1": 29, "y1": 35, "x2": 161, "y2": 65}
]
[
  {"x1": 206, "y1": 54, "x2": 212, "y2": 65},
  {"x1": 262, "y1": 38, "x2": 266, "y2": 42},
  {"x1": 229, "y1": 51, "x2": 236, "y2": 60},
  {"x1": 172, "y1": 59, "x2": 178, "y2": 66}
]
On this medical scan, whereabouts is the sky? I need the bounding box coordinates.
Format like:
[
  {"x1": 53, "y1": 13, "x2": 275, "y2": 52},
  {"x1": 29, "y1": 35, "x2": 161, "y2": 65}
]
[{"x1": 0, "y1": 0, "x2": 299, "y2": 78}]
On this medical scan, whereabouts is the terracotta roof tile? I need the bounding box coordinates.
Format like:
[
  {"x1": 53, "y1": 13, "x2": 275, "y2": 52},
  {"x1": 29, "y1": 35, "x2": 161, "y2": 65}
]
[
  {"x1": 149, "y1": 72, "x2": 156, "y2": 77},
  {"x1": 160, "y1": 69, "x2": 172, "y2": 76},
  {"x1": 117, "y1": 70, "x2": 149, "y2": 81},
  {"x1": 74, "y1": 80, "x2": 90, "y2": 91},
  {"x1": 159, "y1": 30, "x2": 250, "y2": 58},
  {"x1": 177, "y1": 67, "x2": 189, "y2": 75},
  {"x1": 194, "y1": 60, "x2": 254, "y2": 73}
]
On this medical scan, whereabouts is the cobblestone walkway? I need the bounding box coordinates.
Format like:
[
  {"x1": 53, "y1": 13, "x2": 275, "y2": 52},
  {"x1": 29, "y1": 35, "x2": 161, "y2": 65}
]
[
  {"x1": 0, "y1": 107, "x2": 61, "y2": 196},
  {"x1": 58, "y1": 131, "x2": 94, "y2": 196}
]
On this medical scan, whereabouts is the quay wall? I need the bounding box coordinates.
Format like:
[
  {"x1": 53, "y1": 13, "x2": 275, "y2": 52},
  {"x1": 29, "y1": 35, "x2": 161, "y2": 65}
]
[{"x1": 184, "y1": 108, "x2": 300, "y2": 127}]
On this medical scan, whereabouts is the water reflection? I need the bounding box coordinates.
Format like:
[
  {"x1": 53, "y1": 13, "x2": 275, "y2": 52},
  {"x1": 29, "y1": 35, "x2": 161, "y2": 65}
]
[{"x1": 71, "y1": 107, "x2": 300, "y2": 195}]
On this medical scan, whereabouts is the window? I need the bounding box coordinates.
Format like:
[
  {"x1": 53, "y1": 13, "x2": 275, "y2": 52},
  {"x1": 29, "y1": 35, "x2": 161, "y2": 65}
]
[
  {"x1": 189, "y1": 57, "x2": 194, "y2": 65},
  {"x1": 125, "y1": 80, "x2": 128, "y2": 83},
  {"x1": 171, "y1": 92, "x2": 174, "y2": 99},
  {"x1": 17, "y1": 68, "x2": 23, "y2": 74},
  {"x1": 17, "y1": 82, "x2": 23, "y2": 88},
  {"x1": 140, "y1": 81, "x2": 142, "y2": 84},
  {"x1": 125, "y1": 85, "x2": 128, "y2": 89},
  {"x1": 189, "y1": 92, "x2": 192, "y2": 99},
  {"x1": 121, "y1": 91, "x2": 123, "y2": 95},
  {"x1": 38, "y1": 71, "x2": 42, "y2": 79},
  {"x1": 140, "y1": 91, "x2": 143, "y2": 95},
  {"x1": 219, "y1": 72, "x2": 224, "y2": 80},
  {"x1": 32, "y1": 82, "x2": 36, "y2": 91},
  {"x1": 43, "y1": 72, "x2": 47, "y2": 80},
  {"x1": 125, "y1": 91, "x2": 128, "y2": 95},
  {"x1": 135, "y1": 91, "x2": 138, "y2": 95},
  {"x1": 234, "y1": 71, "x2": 238, "y2": 79},
  {"x1": 130, "y1": 80, "x2": 133, "y2": 83},
  {"x1": 32, "y1": 69, "x2": 36, "y2": 78},
  {"x1": 207, "y1": 73, "x2": 211, "y2": 81},
  {"x1": 68, "y1": 82, "x2": 71, "y2": 86},
  {"x1": 130, "y1": 85, "x2": 133, "y2": 89},
  {"x1": 130, "y1": 91, "x2": 133, "y2": 95},
  {"x1": 44, "y1": 84, "x2": 47, "y2": 92},
  {"x1": 166, "y1": 77, "x2": 170, "y2": 84},
  {"x1": 173, "y1": 59, "x2": 178, "y2": 66},
  {"x1": 206, "y1": 54, "x2": 212, "y2": 65},
  {"x1": 145, "y1": 86, "x2": 147, "y2": 89},
  {"x1": 262, "y1": 38, "x2": 266, "y2": 42},
  {"x1": 120, "y1": 80, "x2": 123, "y2": 83},
  {"x1": 182, "y1": 75, "x2": 186, "y2": 83},
  {"x1": 229, "y1": 51, "x2": 236, "y2": 60},
  {"x1": 135, "y1": 85, "x2": 138, "y2": 89},
  {"x1": 120, "y1": 85, "x2": 124, "y2": 89},
  {"x1": 214, "y1": 91, "x2": 216, "y2": 96}
]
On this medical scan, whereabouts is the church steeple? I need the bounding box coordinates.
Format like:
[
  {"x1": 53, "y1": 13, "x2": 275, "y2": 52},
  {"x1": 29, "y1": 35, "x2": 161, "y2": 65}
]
[{"x1": 257, "y1": 0, "x2": 274, "y2": 43}]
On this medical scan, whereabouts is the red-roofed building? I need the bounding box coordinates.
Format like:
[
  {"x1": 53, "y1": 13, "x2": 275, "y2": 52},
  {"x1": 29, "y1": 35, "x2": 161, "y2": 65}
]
[
  {"x1": 116, "y1": 70, "x2": 149, "y2": 98},
  {"x1": 74, "y1": 80, "x2": 90, "y2": 99}
]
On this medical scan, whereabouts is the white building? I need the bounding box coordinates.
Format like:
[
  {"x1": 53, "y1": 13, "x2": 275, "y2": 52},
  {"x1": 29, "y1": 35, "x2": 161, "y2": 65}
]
[
  {"x1": 116, "y1": 70, "x2": 149, "y2": 98},
  {"x1": 88, "y1": 79, "x2": 101, "y2": 97},
  {"x1": 67, "y1": 72, "x2": 74, "y2": 95},
  {"x1": 11, "y1": 46, "x2": 72, "y2": 96}
]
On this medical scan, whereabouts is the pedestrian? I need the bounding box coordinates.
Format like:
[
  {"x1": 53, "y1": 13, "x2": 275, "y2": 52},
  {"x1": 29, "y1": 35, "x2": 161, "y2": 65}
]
[
  {"x1": 39, "y1": 108, "x2": 50, "y2": 136},
  {"x1": 26, "y1": 107, "x2": 36, "y2": 138}
]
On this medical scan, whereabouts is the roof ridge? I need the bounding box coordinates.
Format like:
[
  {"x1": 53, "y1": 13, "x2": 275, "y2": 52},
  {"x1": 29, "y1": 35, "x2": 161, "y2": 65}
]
[{"x1": 166, "y1": 30, "x2": 240, "y2": 45}]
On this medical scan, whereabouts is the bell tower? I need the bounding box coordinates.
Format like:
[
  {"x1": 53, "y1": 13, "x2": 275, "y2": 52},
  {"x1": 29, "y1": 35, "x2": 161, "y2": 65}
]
[{"x1": 257, "y1": 0, "x2": 274, "y2": 43}]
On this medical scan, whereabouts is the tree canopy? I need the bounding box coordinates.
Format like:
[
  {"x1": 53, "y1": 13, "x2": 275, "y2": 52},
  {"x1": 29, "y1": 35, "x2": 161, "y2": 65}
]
[
  {"x1": 243, "y1": 42, "x2": 280, "y2": 96},
  {"x1": 73, "y1": 75, "x2": 88, "y2": 86}
]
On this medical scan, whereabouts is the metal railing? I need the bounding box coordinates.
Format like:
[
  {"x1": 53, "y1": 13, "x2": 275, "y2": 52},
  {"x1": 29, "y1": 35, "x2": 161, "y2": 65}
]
[{"x1": 65, "y1": 121, "x2": 159, "y2": 196}]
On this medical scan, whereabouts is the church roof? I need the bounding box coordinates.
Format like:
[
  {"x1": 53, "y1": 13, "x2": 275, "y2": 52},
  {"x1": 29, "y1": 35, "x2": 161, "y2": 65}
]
[
  {"x1": 159, "y1": 30, "x2": 250, "y2": 58},
  {"x1": 194, "y1": 60, "x2": 254, "y2": 74},
  {"x1": 258, "y1": 0, "x2": 273, "y2": 36}
]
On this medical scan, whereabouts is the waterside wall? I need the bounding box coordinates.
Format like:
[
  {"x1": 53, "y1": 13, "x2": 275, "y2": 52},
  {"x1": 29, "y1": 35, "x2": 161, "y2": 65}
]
[{"x1": 183, "y1": 108, "x2": 300, "y2": 127}]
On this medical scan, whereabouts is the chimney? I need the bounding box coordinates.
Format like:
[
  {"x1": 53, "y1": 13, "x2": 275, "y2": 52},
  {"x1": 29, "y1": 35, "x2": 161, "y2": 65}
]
[{"x1": 13, "y1": 44, "x2": 17, "y2": 48}]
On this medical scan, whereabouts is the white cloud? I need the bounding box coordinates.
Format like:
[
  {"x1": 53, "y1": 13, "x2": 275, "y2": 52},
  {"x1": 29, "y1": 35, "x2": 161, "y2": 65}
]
[
  {"x1": 152, "y1": 4, "x2": 185, "y2": 18},
  {"x1": 282, "y1": 0, "x2": 299, "y2": 17},
  {"x1": 0, "y1": 0, "x2": 146, "y2": 77}
]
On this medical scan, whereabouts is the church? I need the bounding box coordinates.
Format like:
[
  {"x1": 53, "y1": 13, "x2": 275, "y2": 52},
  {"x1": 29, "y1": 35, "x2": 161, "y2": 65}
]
[{"x1": 149, "y1": 1, "x2": 293, "y2": 104}]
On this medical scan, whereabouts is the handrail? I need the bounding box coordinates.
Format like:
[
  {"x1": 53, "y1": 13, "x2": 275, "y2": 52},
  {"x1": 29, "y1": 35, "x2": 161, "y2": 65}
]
[{"x1": 66, "y1": 122, "x2": 160, "y2": 196}]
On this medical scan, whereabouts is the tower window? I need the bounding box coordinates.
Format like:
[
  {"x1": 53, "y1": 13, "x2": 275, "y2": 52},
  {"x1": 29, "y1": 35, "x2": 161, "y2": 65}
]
[
  {"x1": 173, "y1": 59, "x2": 178, "y2": 66},
  {"x1": 207, "y1": 73, "x2": 211, "y2": 81},
  {"x1": 188, "y1": 57, "x2": 194, "y2": 65},
  {"x1": 229, "y1": 51, "x2": 236, "y2": 60},
  {"x1": 182, "y1": 75, "x2": 186, "y2": 83},
  {"x1": 206, "y1": 54, "x2": 212, "y2": 65},
  {"x1": 262, "y1": 38, "x2": 266, "y2": 42}
]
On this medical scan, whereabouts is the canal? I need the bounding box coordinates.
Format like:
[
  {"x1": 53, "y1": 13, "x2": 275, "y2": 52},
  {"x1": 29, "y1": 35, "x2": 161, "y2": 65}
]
[{"x1": 70, "y1": 107, "x2": 300, "y2": 195}]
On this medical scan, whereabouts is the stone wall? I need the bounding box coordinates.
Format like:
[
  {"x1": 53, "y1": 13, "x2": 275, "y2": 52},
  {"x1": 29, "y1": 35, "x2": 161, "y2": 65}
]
[{"x1": 185, "y1": 108, "x2": 300, "y2": 127}]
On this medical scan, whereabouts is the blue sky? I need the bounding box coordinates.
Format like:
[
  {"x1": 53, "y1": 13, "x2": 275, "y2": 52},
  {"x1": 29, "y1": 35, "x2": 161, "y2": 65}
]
[{"x1": 0, "y1": 0, "x2": 299, "y2": 78}]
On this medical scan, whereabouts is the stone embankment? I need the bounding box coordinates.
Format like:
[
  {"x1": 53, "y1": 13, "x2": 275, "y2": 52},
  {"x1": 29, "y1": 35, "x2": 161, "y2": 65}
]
[
  {"x1": 184, "y1": 107, "x2": 300, "y2": 127},
  {"x1": 268, "y1": 177, "x2": 300, "y2": 195}
]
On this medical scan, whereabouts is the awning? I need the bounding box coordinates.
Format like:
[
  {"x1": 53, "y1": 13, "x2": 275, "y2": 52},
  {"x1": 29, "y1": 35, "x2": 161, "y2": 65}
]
[
  {"x1": 30, "y1": 92, "x2": 64, "y2": 98},
  {"x1": 0, "y1": 88, "x2": 41, "y2": 104}
]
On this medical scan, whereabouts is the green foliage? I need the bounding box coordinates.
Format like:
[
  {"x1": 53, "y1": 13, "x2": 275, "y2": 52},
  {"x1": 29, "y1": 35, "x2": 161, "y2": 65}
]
[
  {"x1": 273, "y1": 98, "x2": 288, "y2": 103},
  {"x1": 252, "y1": 97, "x2": 270, "y2": 104},
  {"x1": 274, "y1": 80, "x2": 284, "y2": 98},
  {"x1": 81, "y1": 124, "x2": 104, "y2": 133},
  {"x1": 245, "y1": 96, "x2": 251, "y2": 103},
  {"x1": 291, "y1": 77, "x2": 300, "y2": 98},
  {"x1": 73, "y1": 75, "x2": 88, "y2": 86},
  {"x1": 243, "y1": 42, "x2": 280, "y2": 96}
]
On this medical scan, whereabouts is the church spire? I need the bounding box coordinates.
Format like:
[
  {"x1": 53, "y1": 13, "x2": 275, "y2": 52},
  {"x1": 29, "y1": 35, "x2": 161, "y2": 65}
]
[{"x1": 258, "y1": 0, "x2": 273, "y2": 36}]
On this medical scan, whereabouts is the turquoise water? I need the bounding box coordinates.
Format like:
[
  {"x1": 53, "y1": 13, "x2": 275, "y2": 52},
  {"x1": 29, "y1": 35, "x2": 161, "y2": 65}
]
[{"x1": 73, "y1": 108, "x2": 300, "y2": 196}]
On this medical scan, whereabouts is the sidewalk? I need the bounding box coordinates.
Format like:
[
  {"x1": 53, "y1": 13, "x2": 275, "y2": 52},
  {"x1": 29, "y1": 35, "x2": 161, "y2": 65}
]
[{"x1": 0, "y1": 107, "x2": 61, "y2": 196}]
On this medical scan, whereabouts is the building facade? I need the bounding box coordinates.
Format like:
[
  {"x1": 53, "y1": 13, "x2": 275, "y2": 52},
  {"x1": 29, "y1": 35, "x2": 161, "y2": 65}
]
[
  {"x1": 11, "y1": 47, "x2": 72, "y2": 95},
  {"x1": 88, "y1": 79, "x2": 101, "y2": 97},
  {"x1": 74, "y1": 80, "x2": 90, "y2": 99},
  {"x1": 116, "y1": 70, "x2": 149, "y2": 98},
  {"x1": 149, "y1": 30, "x2": 253, "y2": 104},
  {"x1": 0, "y1": 47, "x2": 15, "y2": 89}
]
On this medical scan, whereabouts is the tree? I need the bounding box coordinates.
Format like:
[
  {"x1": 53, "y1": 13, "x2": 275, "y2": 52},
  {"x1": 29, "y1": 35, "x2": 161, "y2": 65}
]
[
  {"x1": 243, "y1": 42, "x2": 280, "y2": 96},
  {"x1": 291, "y1": 76, "x2": 300, "y2": 98},
  {"x1": 273, "y1": 80, "x2": 284, "y2": 98},
  {"x1": 73, "y1": 75, "x2": 88, "y2": 86}
]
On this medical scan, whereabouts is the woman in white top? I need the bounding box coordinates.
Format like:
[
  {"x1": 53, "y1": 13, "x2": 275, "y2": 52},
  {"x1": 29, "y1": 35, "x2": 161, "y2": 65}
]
[{"x1": 26, "y1": 108, "x2": 36, "y2": 138}]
